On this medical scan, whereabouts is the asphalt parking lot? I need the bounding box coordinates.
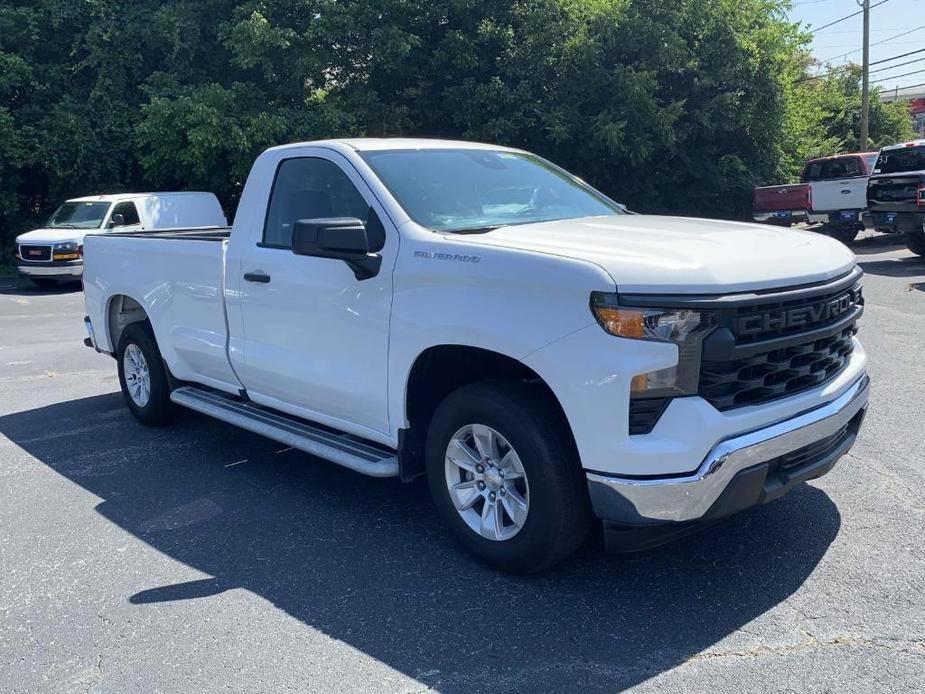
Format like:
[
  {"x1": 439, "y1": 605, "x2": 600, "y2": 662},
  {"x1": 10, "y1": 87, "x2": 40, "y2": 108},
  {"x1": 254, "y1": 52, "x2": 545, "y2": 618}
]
[{"x1": 1, "y1": 232, "x2": 924, "y2": 694}]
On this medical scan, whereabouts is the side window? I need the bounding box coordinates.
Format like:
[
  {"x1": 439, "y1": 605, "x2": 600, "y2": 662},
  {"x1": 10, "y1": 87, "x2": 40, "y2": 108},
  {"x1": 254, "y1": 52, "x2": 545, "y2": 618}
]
[
  {"x1": 111, "y1": 201, "x2": 140, "y2": 227},
  {"x1": 802, "y1": 162, "x2": 823, "y2": 182},
  {"x1": 263, "y1": 157, "x2": 370, "y2": 248},
  {"x1": 824, "y1": 158, "x2": 860, "y2": 178}
]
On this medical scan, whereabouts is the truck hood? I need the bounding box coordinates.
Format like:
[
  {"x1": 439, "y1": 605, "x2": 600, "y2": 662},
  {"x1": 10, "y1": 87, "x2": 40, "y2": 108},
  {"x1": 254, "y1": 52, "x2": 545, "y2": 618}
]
[
  {"x1": 455, "y1": 215, "x2": 857, "y2": 293},
  {"x1": 15, "y1": 228, "x2": 95, "y2": 245}
]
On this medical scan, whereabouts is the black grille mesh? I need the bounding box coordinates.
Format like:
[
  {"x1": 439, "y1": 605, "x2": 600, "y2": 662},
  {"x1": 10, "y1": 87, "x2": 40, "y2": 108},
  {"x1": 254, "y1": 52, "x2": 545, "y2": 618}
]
[
  {"x1": 700, "y1": 325, "x2": 857, "y2": 411},
  {"x1": 19, "y1": 245, "x2": 51, "y2": 261}
]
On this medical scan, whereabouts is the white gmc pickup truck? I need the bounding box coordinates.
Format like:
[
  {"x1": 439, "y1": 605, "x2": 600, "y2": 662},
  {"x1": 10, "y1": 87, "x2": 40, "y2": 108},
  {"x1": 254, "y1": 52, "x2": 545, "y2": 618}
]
[{"x1": 82, "y1": 139, "x2": 870, "y2": 572}]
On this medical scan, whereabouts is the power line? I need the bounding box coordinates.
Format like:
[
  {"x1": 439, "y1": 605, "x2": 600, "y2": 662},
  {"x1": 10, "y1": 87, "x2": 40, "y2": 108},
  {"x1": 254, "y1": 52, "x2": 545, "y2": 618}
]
[
  {"x1": 811, "y1": 0, "x2": 890, "y2": 33},
  {"x1": 881, "y1": 81, "x2": 925, "y2": 92},
  {"x1": 871, "y1": 47, "x2": 925, "y2": 66},
  {"x1": 797, "y1": 49, "x2": 925, "y2": 84},
  {"x1": 820, "y1": 24, "x2": 925, "y2": 64},
  {"x1": 870, "y1": 56, "x2": 925, "y2": 74},
  {"x1": 871, "y1": 68, "x2": 925, "y2": 84}
]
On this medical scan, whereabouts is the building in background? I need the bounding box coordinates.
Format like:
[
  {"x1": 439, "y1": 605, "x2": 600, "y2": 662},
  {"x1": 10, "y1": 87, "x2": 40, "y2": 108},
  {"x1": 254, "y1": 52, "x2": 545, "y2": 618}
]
[{"x1": 882, "y1": 87, "x2": 925, "y2": 137}]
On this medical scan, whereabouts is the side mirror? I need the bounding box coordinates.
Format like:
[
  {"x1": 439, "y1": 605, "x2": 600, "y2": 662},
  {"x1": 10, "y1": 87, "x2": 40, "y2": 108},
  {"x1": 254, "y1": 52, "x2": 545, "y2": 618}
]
[
  {"x1": 110, "y1": 213, "x2": 125, "y2": 228},
  {"x1": 292, "y1": 217, "x2": 381, "y2": 280}
]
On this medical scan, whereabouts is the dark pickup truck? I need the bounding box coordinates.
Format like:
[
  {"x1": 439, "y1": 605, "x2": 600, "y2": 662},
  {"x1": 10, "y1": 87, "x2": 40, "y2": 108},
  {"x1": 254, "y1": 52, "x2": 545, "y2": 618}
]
[{"x1": 863, "y1": 140, "x2": 925, "y2": 256}]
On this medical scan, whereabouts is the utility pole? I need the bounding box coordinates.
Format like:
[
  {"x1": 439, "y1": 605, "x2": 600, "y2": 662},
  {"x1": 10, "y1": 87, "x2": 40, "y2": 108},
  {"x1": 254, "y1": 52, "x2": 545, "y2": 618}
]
[{"x1": 859, "y1": 0, "x2": 871, "y2": 150}]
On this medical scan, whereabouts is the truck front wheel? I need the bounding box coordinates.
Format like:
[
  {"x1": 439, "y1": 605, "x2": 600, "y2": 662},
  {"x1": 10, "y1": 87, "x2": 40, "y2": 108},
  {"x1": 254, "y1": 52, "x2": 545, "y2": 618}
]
[
  {"x1": 425, "y1": 380, "x2": 591, "y2": 573},
  {"x1": 117, "y1": 322, "x2": 174, "y2": 426}
]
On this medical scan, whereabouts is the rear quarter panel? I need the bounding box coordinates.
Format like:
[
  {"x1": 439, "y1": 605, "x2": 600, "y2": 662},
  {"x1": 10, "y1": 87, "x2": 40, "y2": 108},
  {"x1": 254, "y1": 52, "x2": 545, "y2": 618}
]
[{"x1": 83, "y1": 234, "x2": 240, "y2": 391}]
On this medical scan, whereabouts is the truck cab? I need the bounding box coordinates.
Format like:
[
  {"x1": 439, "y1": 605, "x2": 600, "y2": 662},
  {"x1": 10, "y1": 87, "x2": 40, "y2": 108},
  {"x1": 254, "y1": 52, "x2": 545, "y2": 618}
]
[{"x1": 15, "y1": 192, "x2": 226, "y2": 287}]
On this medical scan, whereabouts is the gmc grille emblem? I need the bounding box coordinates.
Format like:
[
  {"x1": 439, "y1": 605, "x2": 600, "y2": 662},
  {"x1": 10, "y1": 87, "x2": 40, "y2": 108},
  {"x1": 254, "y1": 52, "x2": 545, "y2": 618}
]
[
  {"x1": 28, "y1": 250, "x2": 42, "y2": 256},
  {"x1": 736, "y1": 289, "x2": 861, "y2": 336}
]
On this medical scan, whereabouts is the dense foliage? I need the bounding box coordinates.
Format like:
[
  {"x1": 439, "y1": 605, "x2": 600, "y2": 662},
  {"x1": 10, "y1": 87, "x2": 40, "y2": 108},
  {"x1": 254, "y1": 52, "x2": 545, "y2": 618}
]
[{"x1": 0, "y1": 0, "x2": 915, "y2": 261}]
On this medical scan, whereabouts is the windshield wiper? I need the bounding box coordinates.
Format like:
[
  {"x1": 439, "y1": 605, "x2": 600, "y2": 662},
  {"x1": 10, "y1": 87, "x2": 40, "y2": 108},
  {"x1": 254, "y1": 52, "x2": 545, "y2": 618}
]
[{"x1": 444, "y1": 224, "x2": 506, "y2": 234}]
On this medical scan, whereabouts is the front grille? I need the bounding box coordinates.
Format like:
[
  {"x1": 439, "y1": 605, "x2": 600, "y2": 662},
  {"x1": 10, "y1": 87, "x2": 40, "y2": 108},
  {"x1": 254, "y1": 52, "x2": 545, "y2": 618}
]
[
  {"x1": 700, "y1": 323, "x2": 857, "y2": 411},
  {"x1": 19, "y1": 244, "x2": 51, "y2": 261}
]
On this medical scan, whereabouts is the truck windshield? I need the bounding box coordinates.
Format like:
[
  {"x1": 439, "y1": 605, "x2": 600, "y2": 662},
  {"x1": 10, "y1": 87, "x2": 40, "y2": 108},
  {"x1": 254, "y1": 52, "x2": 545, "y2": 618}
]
[
  {"x1": 874, "y1": 145, "x2": 925, "y2": 174},
  {"x1": 360, "y1": 149, "x2": 624, "y2": 232},
  {"x1": 46, "y1": 201, "x2": 111, "y2": 229}
]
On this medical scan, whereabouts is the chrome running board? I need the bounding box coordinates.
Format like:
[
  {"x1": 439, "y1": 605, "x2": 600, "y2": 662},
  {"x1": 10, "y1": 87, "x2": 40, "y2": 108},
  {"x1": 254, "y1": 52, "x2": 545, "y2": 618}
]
[{"x1": 170, "y1": 386, "x2": 399, "y2": 477}]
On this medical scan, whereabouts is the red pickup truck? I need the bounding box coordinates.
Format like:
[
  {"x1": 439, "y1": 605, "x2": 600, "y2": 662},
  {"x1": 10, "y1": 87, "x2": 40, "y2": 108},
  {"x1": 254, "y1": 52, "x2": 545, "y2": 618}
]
[{"x1": 753, "y1": 153, "x2": 879, "y2": 242}]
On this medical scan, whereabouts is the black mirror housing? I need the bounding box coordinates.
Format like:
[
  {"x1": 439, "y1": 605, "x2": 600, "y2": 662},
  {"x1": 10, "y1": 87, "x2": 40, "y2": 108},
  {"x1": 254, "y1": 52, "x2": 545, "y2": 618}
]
[
  {"x1": 111, "y1": 213, "x2": 125, "y2": 227},
  {"x1": 291, "y1": 217, "x2": 381, "y2": 280},
  {"x1": 292, "y1": 218, "x2": 369, "y2": 259}
]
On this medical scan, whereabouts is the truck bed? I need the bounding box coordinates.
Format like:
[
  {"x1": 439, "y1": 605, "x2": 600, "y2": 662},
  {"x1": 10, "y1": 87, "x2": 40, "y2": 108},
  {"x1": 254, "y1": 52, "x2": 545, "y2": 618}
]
[
  {"x1": 83, "y1": 227, "x2": 240, "y2": 392},
  {"x1": 103, "y1": 226, "x2": 232, "y2": 241},
  {"x1": 752, "y1": 183, "x2": 811, "y2": 223}
]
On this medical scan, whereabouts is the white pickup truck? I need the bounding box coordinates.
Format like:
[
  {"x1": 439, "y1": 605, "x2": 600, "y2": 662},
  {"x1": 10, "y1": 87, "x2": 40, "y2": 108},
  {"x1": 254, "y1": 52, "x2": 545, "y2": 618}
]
[
  {"x1": 82, "y1": 139, "x2": 870, "y2": 572},
  {"x1": 802, "y1": 152, "x2": 879, "y2": 243},
  {"x1": 15, "y1": 192, "x2": 226, "y2": 286}
]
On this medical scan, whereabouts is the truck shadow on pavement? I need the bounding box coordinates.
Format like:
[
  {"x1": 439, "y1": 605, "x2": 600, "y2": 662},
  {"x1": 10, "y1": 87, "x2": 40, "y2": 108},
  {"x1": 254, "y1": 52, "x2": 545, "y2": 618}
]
[
  {"x1": 0, "y1": 393, "x2": 842, "y2": 693},
  {"x1": 856, "y1": 256, "x2": 925, "y2": 279}
]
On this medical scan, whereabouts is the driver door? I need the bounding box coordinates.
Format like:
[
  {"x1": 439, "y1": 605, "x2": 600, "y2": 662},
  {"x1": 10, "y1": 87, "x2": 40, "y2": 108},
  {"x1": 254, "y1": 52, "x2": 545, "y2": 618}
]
[{"x1": 231, "y1": 153, "x2": 396, "y2": 438}]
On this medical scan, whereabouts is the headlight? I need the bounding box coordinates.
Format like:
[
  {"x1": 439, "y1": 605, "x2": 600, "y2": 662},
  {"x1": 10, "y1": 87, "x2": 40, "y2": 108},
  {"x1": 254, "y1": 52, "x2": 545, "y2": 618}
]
[
  {"x1": 52, "y1": 241, "x2": 81, "y2": 261},
  {"x1": 591, "y1": 292, "x2": 715, "y2": 397}
]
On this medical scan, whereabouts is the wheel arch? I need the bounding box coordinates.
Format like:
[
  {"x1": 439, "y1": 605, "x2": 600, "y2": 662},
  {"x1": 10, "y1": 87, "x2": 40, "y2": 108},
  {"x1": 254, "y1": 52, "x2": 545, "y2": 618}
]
[
  {"x1": 106, "y1": 294, "x2": 150, "y2": 353},
  {"x1": 398, "y1": 344, "x2": 578, "y2": 482}
]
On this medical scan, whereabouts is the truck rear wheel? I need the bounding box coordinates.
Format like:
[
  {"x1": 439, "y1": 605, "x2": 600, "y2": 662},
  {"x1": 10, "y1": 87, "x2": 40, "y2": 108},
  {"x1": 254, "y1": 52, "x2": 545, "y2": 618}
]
[
  {"x1": 425, "y1": 380, "x2": 591, "y2": 573},
  {"x1": 117, "y1": 322, "x2": 174, "y2": 426},
  {"x1": 904, "y1": 231, "x2": 925, "y2": 257}
]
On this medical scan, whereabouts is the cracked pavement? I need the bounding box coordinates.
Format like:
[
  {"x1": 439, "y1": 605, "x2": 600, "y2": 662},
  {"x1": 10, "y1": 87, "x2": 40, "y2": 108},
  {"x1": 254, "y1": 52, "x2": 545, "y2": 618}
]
[{"x1": 0, "y1": 230, "x2": 923, "y2": 693}]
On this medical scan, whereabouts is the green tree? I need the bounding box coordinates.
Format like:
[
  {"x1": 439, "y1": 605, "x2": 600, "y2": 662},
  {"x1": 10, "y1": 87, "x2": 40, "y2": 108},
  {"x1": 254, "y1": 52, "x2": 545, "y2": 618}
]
[{"x1": 1, "y1": 0, "x2": 918, "y2": 265}]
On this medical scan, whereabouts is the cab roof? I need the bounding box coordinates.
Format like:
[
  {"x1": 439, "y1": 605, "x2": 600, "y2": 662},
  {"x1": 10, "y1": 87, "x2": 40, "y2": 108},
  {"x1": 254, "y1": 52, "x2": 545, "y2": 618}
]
[
  {"x1": 881, "y1": 139, "x2": 925, "y2": 151},
  {"x1": 267, "y1": 137, "x2": 523, "y2": 154},
  {"x1": 806, "y1": 151, "x2": 879, "y2": 163}
]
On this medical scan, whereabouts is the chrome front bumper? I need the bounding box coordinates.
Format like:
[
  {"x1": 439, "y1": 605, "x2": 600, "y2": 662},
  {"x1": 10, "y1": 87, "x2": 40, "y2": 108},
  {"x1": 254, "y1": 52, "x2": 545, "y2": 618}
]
[
  {"x1": 17, "y1": 261, "x2": 83, "y2": 277},
  {"x1": 588, "y1": 374, "x2": 870, "y2": 527}
]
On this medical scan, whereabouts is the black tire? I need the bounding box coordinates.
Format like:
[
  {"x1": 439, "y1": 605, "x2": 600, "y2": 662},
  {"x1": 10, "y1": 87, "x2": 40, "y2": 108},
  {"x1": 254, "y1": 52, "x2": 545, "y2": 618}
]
[
  {"x1": 117, "y1": 321, "x2": 175, "y2": 426},
  {"x1": 825, "y1": 225, "x2": 859, "y2": 245},
  {"x1": 904, "y1": 231, "x2": 925, "y2": 257},
  {"x1": 425, "y1": 380, "x2": 591, "y2": 573},
  {"x1": 30, "y1": 277, "x2": 57, "y2": 288}
]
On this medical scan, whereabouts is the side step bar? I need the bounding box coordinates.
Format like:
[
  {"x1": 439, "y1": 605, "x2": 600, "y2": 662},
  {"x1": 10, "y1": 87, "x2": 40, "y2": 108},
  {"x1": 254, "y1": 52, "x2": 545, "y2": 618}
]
[{"x1": 170, "y1": 386, "x2": 399, "y2": 478}]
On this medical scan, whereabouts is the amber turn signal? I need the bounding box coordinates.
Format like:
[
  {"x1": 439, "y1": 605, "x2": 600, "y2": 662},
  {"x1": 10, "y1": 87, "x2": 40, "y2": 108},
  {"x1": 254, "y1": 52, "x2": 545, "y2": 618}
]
[{"x1": 592, "y1": 307, "x2": 647, "y2": 339}]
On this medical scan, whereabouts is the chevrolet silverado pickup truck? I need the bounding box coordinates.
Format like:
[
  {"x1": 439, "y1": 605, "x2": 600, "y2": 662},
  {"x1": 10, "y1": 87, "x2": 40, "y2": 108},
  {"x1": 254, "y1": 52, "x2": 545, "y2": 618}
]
[
  {"x1": 753, "y1": 152, "x2": 878, "y2": 244},
  {"x1": 82, "y1": 139, "x2": 870, "y2": 572},
  {"x1": 15, "y1": 192, "x2": 226, "y2": 286},
  {"x1": 863, "y1": 139, "x2": 925, "y2": 256}
]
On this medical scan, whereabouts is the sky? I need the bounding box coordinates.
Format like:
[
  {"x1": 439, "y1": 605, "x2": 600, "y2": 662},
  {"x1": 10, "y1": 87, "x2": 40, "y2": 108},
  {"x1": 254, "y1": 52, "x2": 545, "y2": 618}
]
[{"x1": 787, "y1": 0, "x2": 925, "y2": 95}]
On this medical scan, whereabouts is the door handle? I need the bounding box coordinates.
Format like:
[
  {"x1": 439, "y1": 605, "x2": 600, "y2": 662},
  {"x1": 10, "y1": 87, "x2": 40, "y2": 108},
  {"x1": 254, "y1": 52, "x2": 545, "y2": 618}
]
[{"x1": 244, "y1": 271, "x2": 271, "y2": 284}]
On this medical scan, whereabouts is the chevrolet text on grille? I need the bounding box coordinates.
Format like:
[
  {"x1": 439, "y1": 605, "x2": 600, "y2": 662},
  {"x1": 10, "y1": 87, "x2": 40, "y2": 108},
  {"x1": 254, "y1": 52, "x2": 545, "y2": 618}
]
[{"x1": 736, "y1": 289, "x2": 861, "y2": 336}]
